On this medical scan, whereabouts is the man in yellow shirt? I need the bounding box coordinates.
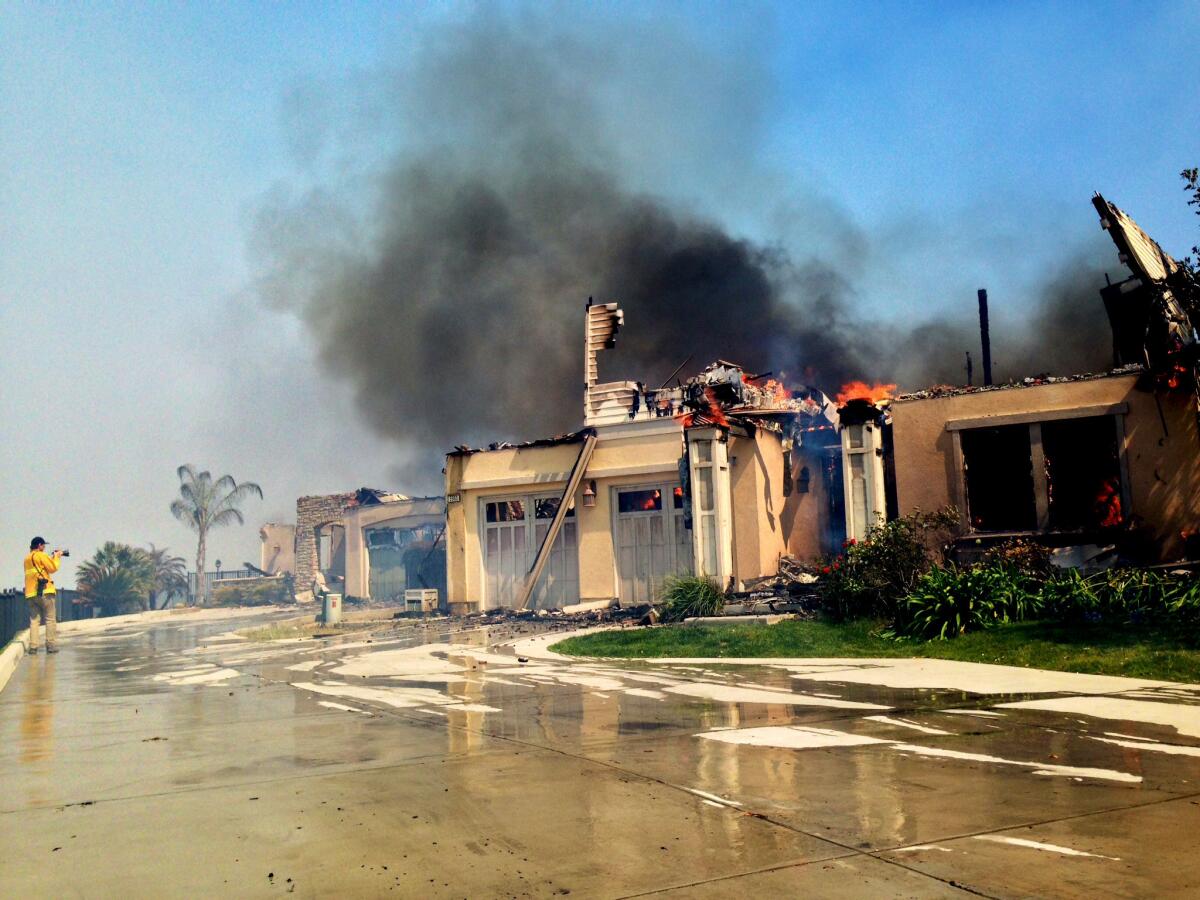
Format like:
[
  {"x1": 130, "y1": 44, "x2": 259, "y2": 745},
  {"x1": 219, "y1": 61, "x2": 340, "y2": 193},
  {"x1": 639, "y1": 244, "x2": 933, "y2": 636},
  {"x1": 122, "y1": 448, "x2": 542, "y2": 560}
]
[{"x1": 23, "y1": 537, "x2": 63, "y2": 654}]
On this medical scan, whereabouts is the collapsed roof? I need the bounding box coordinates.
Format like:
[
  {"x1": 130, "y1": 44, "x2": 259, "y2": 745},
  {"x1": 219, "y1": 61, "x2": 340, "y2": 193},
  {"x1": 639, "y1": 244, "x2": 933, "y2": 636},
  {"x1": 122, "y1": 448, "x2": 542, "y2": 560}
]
[{"x1": 1093, "y1": 193, "x2": 1199, "y2": 391}]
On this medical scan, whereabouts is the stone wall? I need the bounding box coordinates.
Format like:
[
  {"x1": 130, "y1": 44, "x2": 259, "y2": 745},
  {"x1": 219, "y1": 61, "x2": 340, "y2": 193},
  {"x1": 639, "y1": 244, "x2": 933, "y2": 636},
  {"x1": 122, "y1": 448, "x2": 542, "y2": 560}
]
[{"x1": 295, "y1": 493, "x2": 356, "y2": 594}]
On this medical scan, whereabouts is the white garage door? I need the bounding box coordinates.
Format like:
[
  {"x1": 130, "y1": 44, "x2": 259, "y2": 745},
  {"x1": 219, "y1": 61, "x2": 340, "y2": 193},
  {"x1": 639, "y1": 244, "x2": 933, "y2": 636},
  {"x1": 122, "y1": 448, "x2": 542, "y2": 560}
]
[
  {"x1": 482, "y1": 495, "x2": 579, "y2": 609},
  {"x1": 614, "y1": 484, "x2": 693, "y2": 605}
]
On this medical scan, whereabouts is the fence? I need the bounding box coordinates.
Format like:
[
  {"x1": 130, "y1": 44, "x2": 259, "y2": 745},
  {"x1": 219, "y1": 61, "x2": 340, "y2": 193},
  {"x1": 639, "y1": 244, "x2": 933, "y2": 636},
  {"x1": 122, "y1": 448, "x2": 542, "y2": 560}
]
[
  {"x1": 186, "y1": 568, "x2": 258, "y2": 599},
  {"x1": 1, "y1": 590, "x2": 24, "y2": 649}
]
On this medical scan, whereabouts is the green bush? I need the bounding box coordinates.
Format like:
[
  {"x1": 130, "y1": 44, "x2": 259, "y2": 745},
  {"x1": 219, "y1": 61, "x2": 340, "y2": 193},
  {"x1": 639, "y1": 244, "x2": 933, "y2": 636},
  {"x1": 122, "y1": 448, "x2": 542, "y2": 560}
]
[
  {"x1": 1042, "y1": 567, "x2": 1200, "y2": 626},
  {"x1": 819, "y1": 507, "x2": 960, "y2": 620},
  {"x1": 898, "y1": 563, "x2": 1200, "y2": 640},
  {"x1": 899, "y1": 564, "x2": 1040, "y2": 640},
  {"x1": 659, "y1": 575, "x2": 726, "y2": 622}
]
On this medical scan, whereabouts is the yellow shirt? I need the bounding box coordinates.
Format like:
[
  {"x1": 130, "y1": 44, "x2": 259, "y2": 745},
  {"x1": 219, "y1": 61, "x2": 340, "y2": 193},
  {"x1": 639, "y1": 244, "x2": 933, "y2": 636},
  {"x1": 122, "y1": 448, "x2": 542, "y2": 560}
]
[{"x1": 23, "y1": 550, "x2": 60, "y2": 598}]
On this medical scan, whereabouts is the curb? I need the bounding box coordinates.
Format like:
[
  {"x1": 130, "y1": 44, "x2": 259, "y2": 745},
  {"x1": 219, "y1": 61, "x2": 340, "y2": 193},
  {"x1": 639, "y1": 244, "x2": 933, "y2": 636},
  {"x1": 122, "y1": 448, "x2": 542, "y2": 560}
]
[{"x1": 0, "y1": 630, "x2": 29, "y2": 695}]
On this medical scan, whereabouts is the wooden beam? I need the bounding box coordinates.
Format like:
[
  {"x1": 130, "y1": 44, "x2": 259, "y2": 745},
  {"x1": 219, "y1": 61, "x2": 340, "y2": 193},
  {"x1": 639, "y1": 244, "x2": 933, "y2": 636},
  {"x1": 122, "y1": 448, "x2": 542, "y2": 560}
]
[{"x1": 515, "y1": 431, "x2": 598, "y2": 611}]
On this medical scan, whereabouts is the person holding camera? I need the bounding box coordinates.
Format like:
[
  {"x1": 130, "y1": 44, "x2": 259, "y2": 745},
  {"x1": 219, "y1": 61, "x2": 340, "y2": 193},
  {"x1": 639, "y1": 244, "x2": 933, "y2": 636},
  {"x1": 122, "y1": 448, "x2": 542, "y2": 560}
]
[{"x1": 23, "y1": 537, "x2": 66, "y2": 654}]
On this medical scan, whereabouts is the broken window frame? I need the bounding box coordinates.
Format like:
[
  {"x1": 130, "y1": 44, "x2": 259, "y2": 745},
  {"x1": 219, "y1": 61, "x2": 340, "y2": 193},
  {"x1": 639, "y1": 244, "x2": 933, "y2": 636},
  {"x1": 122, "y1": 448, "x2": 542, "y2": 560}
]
[{"x1": 949, "y1": 408, "x2": 1131, "y2": 535}]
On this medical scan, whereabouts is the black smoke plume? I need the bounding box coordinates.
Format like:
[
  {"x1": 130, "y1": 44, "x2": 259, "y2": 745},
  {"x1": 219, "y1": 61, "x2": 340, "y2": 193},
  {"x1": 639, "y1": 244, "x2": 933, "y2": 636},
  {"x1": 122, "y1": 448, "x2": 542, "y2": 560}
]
[{"x1": 254, "y1": 13, "x2": 1114, "y2": 478}]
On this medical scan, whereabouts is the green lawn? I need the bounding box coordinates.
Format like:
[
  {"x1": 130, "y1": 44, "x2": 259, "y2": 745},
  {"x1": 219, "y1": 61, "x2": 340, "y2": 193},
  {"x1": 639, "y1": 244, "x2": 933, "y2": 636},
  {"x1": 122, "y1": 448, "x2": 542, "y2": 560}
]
[{"x1": 552, "y1": 619, "x2": 1200, "y2": 683}]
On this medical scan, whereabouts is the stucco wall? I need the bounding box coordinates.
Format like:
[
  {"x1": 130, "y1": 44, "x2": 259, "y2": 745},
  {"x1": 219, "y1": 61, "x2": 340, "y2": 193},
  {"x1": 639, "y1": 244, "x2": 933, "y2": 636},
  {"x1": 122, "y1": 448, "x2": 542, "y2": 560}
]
[
  {"x1": 446, "y1": 425, "x2": 689, "y2": 608},
  {"x1": 259, "y1": 524, "x2": 296, "y2": 575},
  {"x1": 342, "y1": 498, "x2": 444, "y2": 599},
  {"x1": 890, "y1": 374, "x2": 1200, "y2": 560},
  {"x1": 729, "y1": 431, "x2": 791, "y2": 586},
  {"x1": 783, "y1": 443, "x2": 836, "y2": 562}
]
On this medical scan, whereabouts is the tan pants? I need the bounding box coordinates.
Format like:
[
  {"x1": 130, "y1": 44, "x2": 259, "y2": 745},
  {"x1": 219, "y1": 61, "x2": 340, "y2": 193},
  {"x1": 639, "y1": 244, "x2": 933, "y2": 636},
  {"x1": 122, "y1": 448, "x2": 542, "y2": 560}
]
[{"x1": 27, "y1": 594, "x2": 57, "y2": 650}]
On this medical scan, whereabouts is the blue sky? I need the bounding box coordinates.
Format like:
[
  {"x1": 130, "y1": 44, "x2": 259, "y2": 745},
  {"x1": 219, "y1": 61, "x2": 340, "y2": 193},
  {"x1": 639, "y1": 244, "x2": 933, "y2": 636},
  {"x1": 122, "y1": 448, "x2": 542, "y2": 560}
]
[{"x1": 1, "y1": 1, "x2": 1197, "y2": 586}]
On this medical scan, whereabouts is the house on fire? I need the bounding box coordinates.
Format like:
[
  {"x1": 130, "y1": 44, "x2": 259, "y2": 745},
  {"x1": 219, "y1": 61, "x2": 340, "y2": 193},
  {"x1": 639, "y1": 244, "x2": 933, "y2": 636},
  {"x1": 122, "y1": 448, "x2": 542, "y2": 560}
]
[
  {"x1": 886, "y1": 193, "x2": 1200, "y2": 562},
  {"x1": 441, "y1": 194, "x2": 1199, "y2": 612},
  {"x1": 267, "y1": 193, "x2": 1198, "y2": 611},
  {"x1": 443, "y1": 302, "x2": 884, "y2": 612}
]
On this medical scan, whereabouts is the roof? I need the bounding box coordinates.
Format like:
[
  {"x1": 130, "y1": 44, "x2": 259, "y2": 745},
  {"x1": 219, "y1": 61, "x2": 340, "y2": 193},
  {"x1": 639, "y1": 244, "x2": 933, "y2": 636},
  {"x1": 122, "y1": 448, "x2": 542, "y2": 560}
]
[
  {"x1": 1092, "y1": 194, "x2": 1181, "y2": 284},
  {"x1": 447, "y1": 428, "x2": 595, "y2": 457},
  {"x1": 892, "y1": 364, "x2": 1144, "y2": 403}
]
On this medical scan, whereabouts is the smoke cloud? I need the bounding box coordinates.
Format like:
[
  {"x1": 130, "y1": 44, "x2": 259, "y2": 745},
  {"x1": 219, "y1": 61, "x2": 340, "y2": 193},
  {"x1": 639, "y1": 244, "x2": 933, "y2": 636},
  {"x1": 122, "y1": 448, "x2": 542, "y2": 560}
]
[{"x1": 254, "y1": 12, "x2": 1115, "y2": 484}]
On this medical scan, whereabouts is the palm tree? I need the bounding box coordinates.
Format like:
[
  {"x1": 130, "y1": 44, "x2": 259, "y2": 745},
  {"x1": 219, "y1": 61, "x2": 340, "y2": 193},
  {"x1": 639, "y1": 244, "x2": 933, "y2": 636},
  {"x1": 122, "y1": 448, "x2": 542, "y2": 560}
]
[
  {"x1": 169, "y1": 465, "x2": 263, "y2": 606},
  {"x1": 145, "y1": 544, "x2": 188, "y2": 610},
  {"x1": 77, "y1": 543, "x2": 155, "y2": 617}
]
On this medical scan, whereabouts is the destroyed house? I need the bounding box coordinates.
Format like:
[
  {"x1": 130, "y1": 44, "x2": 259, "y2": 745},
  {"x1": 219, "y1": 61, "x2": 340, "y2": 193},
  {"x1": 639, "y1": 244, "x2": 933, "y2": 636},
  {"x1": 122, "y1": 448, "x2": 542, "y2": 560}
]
[
  {"x1": 881, "y1": 195, "x2": 1200, "y2": 562},
  {"x1": 263, "y1": 488, "x2": 447, "y2": 605},
  {"x1": 887, "y1": 369, "x2": 1199, "y2": 560},
  {"x1": 444, "y1": 302, "x2": 856, "y2": 611}
]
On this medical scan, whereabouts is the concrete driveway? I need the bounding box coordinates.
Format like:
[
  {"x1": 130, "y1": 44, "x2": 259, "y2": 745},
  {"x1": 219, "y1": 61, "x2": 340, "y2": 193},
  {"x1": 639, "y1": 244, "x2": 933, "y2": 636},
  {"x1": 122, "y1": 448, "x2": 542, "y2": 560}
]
[{"x1": 2, "y1": 608, "x2": 1199, "y2": 898}]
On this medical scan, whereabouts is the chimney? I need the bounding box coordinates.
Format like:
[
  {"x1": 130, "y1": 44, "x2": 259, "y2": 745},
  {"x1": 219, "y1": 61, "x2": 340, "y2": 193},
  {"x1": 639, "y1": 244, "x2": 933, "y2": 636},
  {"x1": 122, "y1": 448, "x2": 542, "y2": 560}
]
[{"x1": 977, "y1": 289, "x2": 993, "y2": 386}]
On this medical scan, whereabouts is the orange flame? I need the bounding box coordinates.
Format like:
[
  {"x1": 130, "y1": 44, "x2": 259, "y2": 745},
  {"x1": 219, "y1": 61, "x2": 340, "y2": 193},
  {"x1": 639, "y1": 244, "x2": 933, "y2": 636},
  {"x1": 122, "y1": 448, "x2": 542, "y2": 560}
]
[{"x1": 836, "y1": 380, "x2": 896, "y2": 406}]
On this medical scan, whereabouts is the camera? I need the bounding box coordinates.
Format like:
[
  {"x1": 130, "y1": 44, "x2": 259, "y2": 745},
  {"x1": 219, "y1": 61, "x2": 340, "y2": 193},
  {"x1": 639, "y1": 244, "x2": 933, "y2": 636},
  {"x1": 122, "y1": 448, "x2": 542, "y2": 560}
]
[{"x1": 59, "y1": 549, "x2": 70, "y2": 557}]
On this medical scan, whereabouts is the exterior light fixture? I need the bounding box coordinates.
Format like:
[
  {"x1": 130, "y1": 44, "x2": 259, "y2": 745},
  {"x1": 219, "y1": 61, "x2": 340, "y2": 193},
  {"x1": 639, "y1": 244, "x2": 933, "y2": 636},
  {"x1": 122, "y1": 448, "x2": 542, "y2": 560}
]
[{"x1": 582, "y1": 480, "x2": 597, "y2": 508}]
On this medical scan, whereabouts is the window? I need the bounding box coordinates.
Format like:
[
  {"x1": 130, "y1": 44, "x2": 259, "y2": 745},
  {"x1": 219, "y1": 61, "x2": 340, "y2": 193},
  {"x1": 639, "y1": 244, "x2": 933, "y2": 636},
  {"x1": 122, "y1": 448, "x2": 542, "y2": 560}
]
[
  {"x1": 961, "y1": 425, "x2": 1037, "y2": 532},
  {"x1": 960, "y1": 415, "x2": 1124, "y2": 533},
  {"x1": 617, "y1": 489, "x2": 662, "y2": 513},
  {"x1": 534, "y1": 497, "x2": 576, "y2": 519},
  {"x1": 1042, "y1": 417, "x2": 1123, "y2": 529},
  {"x1": 482, "y1": 493, "x2": 578, "y2": 607},
  {"x1": 614, "y1": 483, "x2": 692, "y2": 604},
  {"x1": 486, "y1": 500, "x2": 525, "y2": 522}
]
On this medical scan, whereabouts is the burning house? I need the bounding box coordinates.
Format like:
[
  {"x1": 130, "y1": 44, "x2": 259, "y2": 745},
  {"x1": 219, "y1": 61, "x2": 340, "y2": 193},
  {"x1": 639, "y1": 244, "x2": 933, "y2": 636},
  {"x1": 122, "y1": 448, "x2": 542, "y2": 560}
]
[
  {"x1": 276, "y1": 193, "x2": 1196, "y2": 614},
  {"x1": 443, "y1": 301, "x2": 857, "y2": 611},
  {"x1": 874, "y1": 195, "x2": 1200, "y2": 563}
]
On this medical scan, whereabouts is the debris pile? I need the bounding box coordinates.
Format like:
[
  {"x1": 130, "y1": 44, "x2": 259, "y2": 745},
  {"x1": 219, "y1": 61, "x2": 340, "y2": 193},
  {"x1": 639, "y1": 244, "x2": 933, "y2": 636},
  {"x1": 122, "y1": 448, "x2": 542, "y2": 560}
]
[
  {"x1": 464, "y1": 602, "x2": 658, "y2": 628},
  {"x1": 894, "y1": 364, "x2": 1145, "y2": 402},
  {"x1": 724, "y1": 556, "x2": 822, "y2": 616}
]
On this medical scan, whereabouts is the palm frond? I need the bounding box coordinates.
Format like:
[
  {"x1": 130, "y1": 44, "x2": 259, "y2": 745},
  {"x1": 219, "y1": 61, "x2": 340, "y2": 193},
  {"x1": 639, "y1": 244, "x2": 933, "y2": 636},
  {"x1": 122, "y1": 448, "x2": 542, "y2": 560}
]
[{"x1": 211, "y1": 507, "x2": 245, "y2": 528}]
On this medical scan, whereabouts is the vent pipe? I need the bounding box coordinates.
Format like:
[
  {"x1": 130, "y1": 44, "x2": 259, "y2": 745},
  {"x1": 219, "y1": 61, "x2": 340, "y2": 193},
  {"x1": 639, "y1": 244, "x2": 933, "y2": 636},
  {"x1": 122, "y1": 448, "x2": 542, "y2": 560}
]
[{"x1": 977, "y1": 289, "x2": 993, "y2": 386}]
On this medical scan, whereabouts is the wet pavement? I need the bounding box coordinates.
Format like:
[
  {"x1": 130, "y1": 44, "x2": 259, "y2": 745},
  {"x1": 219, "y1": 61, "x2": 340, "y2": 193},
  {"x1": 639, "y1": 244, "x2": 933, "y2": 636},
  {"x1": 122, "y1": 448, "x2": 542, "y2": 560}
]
[{"x1": 2, "y1": 609, "x2": 1200, "y2": 898}]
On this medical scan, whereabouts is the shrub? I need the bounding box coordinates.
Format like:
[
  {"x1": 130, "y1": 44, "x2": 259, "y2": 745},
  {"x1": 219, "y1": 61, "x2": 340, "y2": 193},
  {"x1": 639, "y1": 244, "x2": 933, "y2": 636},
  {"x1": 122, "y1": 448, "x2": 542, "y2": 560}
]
[
  {"x1": 212, "y1": 576, "x2": 291, "y2": 607},
  {"x1": 659, "y1": 575, "x2": 726, "y2": 623},
  {"x1": 982, "y1": 538, "x2": 1052, "y2": 578},
  {"x1": 899, "y1": 564, "x2": 1039, "y2": 639},
  {"x1": 899, "y1": 563, "x2": 1200, "y2": 640},
  {"x1": 820, "y1": 507, "x2": 960, "y2": 620},
  {"x1": 1043, "y1": 567, "x2": 1200, "y2": 626}
]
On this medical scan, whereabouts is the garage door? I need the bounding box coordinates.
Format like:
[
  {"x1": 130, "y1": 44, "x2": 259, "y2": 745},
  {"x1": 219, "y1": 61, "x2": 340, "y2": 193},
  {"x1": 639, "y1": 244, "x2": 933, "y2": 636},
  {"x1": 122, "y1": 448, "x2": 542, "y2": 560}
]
[
  {"x1": 483, "y1": 495, "x2": 579, "y2": 609},
  {"x1": 614, "y1": 484, "x2": 693, "y2": 605}
]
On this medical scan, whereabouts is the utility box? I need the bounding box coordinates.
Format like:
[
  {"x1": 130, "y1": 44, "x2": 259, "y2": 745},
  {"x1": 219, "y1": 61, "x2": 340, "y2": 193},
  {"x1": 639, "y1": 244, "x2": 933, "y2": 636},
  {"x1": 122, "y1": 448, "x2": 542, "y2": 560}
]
[
  {"x1": 322, "y1": 593, "x2": 342, "y2": 625},
  {"x1": 405, "y1": 589, "x2": 438, "y2": 614}
]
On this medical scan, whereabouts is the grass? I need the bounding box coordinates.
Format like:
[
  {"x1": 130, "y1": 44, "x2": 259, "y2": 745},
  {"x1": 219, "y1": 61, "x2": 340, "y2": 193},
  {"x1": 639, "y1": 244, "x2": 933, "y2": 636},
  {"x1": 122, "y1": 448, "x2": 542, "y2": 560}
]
[
  {"x1": 552, "y1": 619, "x2": 1200, "y2": 683},
  {"x1": 238, "y1": 621, "x2": 318, "y2": 642}
]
